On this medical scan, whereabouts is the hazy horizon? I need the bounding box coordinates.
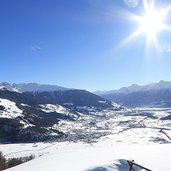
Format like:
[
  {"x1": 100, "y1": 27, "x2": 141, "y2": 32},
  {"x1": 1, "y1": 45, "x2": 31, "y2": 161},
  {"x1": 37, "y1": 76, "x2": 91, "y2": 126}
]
[{"x1": 1, "y1": 79, "x2": 171, "y2": 92}]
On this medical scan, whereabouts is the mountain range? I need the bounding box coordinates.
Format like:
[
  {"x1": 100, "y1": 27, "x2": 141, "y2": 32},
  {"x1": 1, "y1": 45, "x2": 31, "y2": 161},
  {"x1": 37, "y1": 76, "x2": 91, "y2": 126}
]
[
  {"x1": 0, "y1": 82, "x2": 120, "y2": 143},
  {"x1": 1, "y1": 80, "x2": 171, "y2": 143},
  {"x1": 0, "y1": 82, "x2": 68, "y2": 92},
  {"x1": 95, "y1": 80, "x2": 171, "y2": 107}
]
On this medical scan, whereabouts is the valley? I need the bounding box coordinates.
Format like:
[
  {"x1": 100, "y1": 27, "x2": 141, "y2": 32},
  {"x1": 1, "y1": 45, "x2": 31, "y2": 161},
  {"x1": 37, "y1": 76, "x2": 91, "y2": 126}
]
[
  {"x1": 0, "y1": 83, "x2": 171, "y2": 170},
  {"x1": 1, "y1": 107, "x2": 171, "y2": 171}
]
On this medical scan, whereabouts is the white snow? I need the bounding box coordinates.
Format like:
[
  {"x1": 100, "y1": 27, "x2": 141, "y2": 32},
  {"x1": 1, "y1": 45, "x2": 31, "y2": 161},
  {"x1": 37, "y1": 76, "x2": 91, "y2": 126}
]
[
  {"x1": 1, "y1": 140, "x2": 171, "y2": 171},
  {"x1": 112, "y1": 102, "x2": 122, "y2": 108},
  {"x1": 96, "y1": 80, "x2": 171, "y2": 95},
  {"x1": 98, "y1": 100, "x2": 108, "y2": 104},
  {"x1": 39, "y1": 104, "x2": 70, "y2": 114},
  {"x1": 21, "y1": 103, "x2": 31, "y2": 107},
  {"x1": 0, "y1": 82, "x2": 19, "y2": 92},
  {"x1": 1, "y1": 107, "x2": 171, "y2": 171},
  {"x1": 0, "y1": 98, "x2": 23, "y2": 119},
  {"x1": 0, "y1": 86, "x2": 5, "y2": 90},
  {"x1": 39, "y1": 104, "x2": 79, "y2": 120},
  {"x1": 0, "y1": 82, "x2": 68, "y2": 92}
]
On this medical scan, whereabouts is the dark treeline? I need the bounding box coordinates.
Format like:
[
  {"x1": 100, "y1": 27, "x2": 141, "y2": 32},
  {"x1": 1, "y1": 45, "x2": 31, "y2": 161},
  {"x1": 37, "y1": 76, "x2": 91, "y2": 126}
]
[{"x1": 0, "y1": 151, "x2": 34, "y2": 170}]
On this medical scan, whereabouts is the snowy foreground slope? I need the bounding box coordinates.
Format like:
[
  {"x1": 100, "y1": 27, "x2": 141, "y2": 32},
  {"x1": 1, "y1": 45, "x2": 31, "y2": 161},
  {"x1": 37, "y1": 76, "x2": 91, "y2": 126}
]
[
  {"x1": 1, "y1": 138, "x2": 171, "y2": 171},
  {"x1": 1, "y1": 108, "x2": 171, "y2": 171}
]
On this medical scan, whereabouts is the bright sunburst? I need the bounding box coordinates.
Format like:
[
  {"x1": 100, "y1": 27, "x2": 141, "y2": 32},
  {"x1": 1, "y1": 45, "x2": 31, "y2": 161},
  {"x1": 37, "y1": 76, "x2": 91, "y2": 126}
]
[
  {"x1": 121, "y1": 0, "x2": 171, "y2": 56},
  {"x1": 138, "y1": 10, "x2": 165, "y2": 36},
  {"x1": 136, "y1": 0, "x2": 169, "y2": 40}
]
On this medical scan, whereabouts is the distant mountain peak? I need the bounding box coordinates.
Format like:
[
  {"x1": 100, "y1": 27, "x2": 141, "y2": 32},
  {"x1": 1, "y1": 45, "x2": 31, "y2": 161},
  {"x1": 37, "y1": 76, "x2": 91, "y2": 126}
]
[
  {"x1": 95, "y1": 80, "x2": 171, "y2": 107},
  {"x1": 95, "y1": 80, "x2": 171, "y2": 95},
  {"x1": 0, "y1": 82, "x2": 69, "y2": 93}
]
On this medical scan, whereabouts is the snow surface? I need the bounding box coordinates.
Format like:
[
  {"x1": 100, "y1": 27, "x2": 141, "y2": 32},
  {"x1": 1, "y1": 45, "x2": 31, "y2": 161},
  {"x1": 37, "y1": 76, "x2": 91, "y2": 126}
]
[
  {"x1": 0, "y1": 86, "x2": 5, "y2": 90},
  {"x1": 0, "y1": 82, "x2": 20, "y2": 92},
  {"x1": 21, "y1": 103, "x2": 31, "y2": 107},
  {"x1": 39, "y1": 104, "x2": 79, "y2": 119},
  {"x1": 1, "y1": 139, "x2": 171, "y2": 171},
  {"x1": 0, "y1": 82, "x2": 68, "y2": 92},
  {"x1": 1, "y1": 108, "x2": 171, "y2": 171},
  {"x1": 0, "y1": 98, "x2": 23, "y2": 119},
  {"x1": 39, "y1": 104, "x2": 70, "y2": 114},
  {"x1": 0, "y1": 99, "x2": 33, "y2": 127}
]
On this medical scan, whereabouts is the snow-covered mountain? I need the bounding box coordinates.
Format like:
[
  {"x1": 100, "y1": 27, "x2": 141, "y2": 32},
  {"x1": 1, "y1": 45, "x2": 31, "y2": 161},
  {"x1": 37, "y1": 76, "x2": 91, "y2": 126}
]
[
  {"x1": 96, "y1": 80, "x2": 171, "y2": 95},
  {"x1": 1, "y1": 82, "x2": 171, "y2": 170},
  {"x1": 2, "y1": 107, "x2": 171, "y2": 171},
  {"x1": 95, "y1": 80, "x2": 171, "y2": 107},
  {"x1": 0, "y1": 87, "x2": 120, "y2": 143},
  {"x1": 0, "y1": 82, "x2": 68, "y2": 92}
]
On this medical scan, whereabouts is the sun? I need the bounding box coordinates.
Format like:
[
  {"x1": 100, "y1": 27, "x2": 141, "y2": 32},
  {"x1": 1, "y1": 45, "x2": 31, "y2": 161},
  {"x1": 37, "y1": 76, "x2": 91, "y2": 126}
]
[
  {"x1": 135, "y1": 0, "x2": 169, "y2": 40},
  {"x1": 120, "y1": 0, "x2": 171, "y2": 56},
  {"x1": 138, "y1": 10, "x2": 165, "y2": 36}
]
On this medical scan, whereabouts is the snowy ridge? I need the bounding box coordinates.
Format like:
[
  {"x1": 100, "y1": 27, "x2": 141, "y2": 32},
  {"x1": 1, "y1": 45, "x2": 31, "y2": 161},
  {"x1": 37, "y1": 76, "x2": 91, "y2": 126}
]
[
  {"x1": 95, "y1": 80, "x2": 171, "y2": 107},
  {"x1": 0, "y1": 82, "x2": 68, "y2": 93},
  {"x1": 39, "y1": 104, "x2": 69, "y2": 114},
  {"x1": 0, "y1": 86, "x2": 4, "y2": 90},
  {"x1": 39, "y1": 104, "x2": 79, "y2": 119},
  {"x1": 96, "y1": 80, "x2": 171, "y2": 95},
  {"x1": 0, "y1": 82, "x2": 19, "y2": 92},
  {"x1": 0, "y1": 98, "x2": 23, "y2": 119}
]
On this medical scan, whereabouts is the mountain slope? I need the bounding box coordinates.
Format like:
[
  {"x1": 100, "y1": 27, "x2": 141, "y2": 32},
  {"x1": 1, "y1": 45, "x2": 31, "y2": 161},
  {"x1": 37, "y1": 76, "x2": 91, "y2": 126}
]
[
  {"x1": 0, "y1": 87, "x2": 117, "y2": 143},
  {"x1": 95, "y1": 81, "x2": 171, "y2": 107},
  {"x1": 0, "y1": 82, "x2": 68, "y2": 92},
  {"x1": 26, "y1": 89, "x2": 113, "y2": 108}
]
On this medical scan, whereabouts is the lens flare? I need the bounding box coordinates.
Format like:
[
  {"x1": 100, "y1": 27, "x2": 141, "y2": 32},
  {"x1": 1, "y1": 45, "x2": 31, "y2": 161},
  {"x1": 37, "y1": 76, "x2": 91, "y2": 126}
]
[{"x1": 119, "y1": 0, "x2": 171, "y2": 58}]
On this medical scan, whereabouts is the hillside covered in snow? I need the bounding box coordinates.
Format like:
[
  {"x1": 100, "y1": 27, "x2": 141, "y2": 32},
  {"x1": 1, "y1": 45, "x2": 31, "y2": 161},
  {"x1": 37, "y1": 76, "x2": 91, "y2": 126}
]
[
  {"x1": 0, "y1": 86, "x2": 119, "y2": 143},
  {"x1": 1, "y1": 107, "x2": 171, "y2": 171},
  {"x1": 96, "y1": 80, "x2": 171, "y2": 107},
  {"x1": 0, "y1": 82, "x2": 171, "y2": 170}
]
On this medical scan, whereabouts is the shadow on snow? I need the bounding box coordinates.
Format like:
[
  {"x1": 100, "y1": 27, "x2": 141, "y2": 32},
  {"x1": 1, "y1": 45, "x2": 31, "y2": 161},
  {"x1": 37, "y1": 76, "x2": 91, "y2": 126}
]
[{"x1": 85, "y1": 159, "x2": 141, "y2": 171}]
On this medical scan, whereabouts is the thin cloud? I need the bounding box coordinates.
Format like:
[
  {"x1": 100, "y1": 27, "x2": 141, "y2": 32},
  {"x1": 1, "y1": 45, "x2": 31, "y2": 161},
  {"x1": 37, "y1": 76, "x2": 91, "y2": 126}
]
[
  {"x1": 31, "y1": 46, "x2": 42, "y2": 51},
  {"x1": 167, "y1": 48, "x2": 171, "y2": 52},
  {"x1": 124, "y1": 0, "x2": 140, "y2": 8}
]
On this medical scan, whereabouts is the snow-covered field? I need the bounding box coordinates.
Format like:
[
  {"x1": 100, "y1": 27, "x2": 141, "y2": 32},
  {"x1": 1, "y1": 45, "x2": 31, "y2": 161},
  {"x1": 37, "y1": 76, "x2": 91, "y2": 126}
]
[
  {"x1": 1, "y1": 138, "x2": 171, "y2": 171},
  {"x1": 1, "y1": 108, "x2": 171, "y2": 171}
]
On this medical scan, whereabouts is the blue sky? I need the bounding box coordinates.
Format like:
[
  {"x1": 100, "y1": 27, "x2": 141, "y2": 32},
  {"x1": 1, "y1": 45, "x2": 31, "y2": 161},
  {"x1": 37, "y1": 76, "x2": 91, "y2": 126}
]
[{"x1": 1, "y1": 0, "x2": 171, "y2": 91}]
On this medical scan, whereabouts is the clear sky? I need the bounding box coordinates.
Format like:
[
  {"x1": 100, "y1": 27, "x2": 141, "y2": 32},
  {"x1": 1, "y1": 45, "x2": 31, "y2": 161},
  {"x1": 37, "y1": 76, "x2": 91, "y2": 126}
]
[{"x1": 1, "y1": 0, "x2": 171, "y2": 91}]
